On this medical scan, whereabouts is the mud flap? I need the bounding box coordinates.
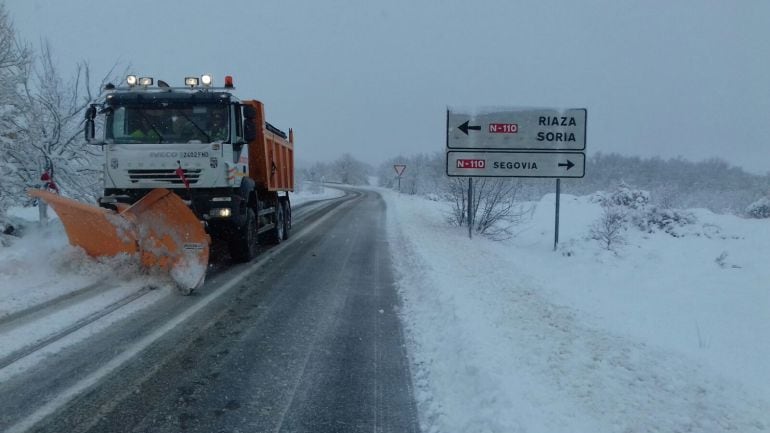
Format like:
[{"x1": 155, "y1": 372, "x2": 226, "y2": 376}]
[{"x1": 28, "y1": 188, "x2": 210, "y2": 291}]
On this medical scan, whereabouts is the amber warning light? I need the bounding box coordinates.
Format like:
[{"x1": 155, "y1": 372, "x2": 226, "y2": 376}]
[
  {"x1": 224, "y1": 75, "x2": 234, "y2": 88},
  {"x1": 456, "y1": 159, "x2": 486, "y2": 169}
]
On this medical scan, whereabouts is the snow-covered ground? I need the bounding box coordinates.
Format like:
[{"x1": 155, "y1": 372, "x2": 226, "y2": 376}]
[
  {"x1": 383, "y1": 189, "x2": 770, "y2": 433},
  {"x1": 3, "y1": 185, "x2": 767, "y2": 431}
]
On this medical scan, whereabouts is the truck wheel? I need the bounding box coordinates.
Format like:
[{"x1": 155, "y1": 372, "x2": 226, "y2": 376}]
[
  {"x1": 230, "y1": 207, "x2": 258, "y2": 262},
  {"x1": 281, "y1": 199, "x2": 291, "y2": 240},
  {"x1": 266, "y1": 200, "x2": 284, "y2": 244}
]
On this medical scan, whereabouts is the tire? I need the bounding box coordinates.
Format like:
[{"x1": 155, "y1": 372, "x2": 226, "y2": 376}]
[
  {"x1": 265, "y1": 200, "x2": 284, "y2": 245},
  {"x1": 229, "y1": 207, "x2": 258, "y2": 262},
  {"x1": 281, "y1": 199, "x2": 291, "y2": 240}
]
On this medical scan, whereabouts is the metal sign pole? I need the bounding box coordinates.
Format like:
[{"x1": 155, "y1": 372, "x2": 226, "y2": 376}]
[
  {"x1": 397, "y1": 175, "x2": 401, "y2": 193},
  {"x1": 468, "y1": 177, "x2": 473, "y2": 239},
  {"x1": 554, "y1": 178, "x2": 561, "y2": 251}
]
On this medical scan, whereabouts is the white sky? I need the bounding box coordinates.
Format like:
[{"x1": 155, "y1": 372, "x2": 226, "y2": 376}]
[{"x1": 5, "y1": 0, "x2": 770, "y2": 173}]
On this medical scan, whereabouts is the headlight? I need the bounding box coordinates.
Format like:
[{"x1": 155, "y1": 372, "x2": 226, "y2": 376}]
[
  {"x1": 201, "y1": 74, "x2": 213, "y2": 86},
  {"x1": 210, "y1": 208, "x2": 232, "y2": 218},
  {"x1": 139, "y1": 77, "x2": 153, "y2": 86},
  {"x1": 185, "y1": 76, "x2": 199, "y2": 87},
  {"x1": 126, "y1": 75, "x2": 138, "y2": 86}
]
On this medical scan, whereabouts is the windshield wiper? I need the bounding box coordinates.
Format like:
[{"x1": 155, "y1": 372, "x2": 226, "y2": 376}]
[
  {"x1": 178, "y1": 111, "x2": 211, "y2": 142},
  {"x1": 136, "y1": 111, "x2": 165, "y2": 143}
]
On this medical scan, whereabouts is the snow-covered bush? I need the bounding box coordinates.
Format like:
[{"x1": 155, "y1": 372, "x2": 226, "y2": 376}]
[
  {"x1": 633, "y1": 206, "x2": 696, "y2": 237},
  {"x1": 745, "y1": 197, "x2": 770, "y2": 219},
  {"x1": 589, "y1": 205, "x2": 627, "y2": 251},
  {"x1": 593, "y1": 182, "x2": 650, "y2": 210},
  {"x1": 593, "y1": 183, "x2": 695, "y2": 237}
]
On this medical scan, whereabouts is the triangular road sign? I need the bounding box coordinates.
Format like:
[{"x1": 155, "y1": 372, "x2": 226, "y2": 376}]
[{"x1": 393, "y1": 164, "x2": 406, "y2": 177}]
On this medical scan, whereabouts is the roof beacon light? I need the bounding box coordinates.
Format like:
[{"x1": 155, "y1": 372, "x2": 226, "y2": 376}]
[
  {"x1": 126, "y1": 75, "x2": 138, "y2": 87},
  {"x1": 224, "y1": 75, "x2": 234, "y2": 88},
  {"x1": 201, "y1": 74, "x2": 213, "y2": 87},
  {"x1": 185, "y1": 76, "x2": 199, "y2": 88},
  {"x1": 138, "y1": 77, "x2": 154, "y2": 86}
]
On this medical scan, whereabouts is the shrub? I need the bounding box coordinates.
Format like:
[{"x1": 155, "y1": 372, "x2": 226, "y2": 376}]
[
  {"x1": 634, "y1": 206, "x2": 696, "y2": 237},
  {"x1": 590, "y1": 205, "x2": 627, "y2": 251},
  {"x1": 595, "y1": 182, "x2": 650, "y2": 210},
  {"x1": 746, "y1": 197, "x2": 770, "y2": 219}
]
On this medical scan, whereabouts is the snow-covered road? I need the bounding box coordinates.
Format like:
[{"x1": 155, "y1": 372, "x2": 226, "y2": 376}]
[{"x1": 0, "y1": 186, "x2": 345, "y2": 393}]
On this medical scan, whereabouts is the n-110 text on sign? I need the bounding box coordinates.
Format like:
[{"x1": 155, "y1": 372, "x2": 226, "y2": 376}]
[
  {"x1": 446, "y1": 151, "x2": 585, "y2": 178},
  {"x1": 447, "y1": 108, "x2": 586, "y2": 151}
]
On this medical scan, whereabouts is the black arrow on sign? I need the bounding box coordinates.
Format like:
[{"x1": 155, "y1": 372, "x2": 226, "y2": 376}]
[
  {"x1": 558, "y1": 160, "x2": 575, "y2": 170},
  {"x1": 458, "y1": 120, "x2": 481, "y2": 135}
]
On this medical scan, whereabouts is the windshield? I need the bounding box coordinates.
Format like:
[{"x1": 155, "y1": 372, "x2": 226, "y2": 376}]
[{"x1": 106, "y1": 103, "x2": 229, "y2": 144}]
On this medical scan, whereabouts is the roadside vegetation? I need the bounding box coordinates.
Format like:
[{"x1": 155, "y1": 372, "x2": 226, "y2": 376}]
[
  {"x1": 0, "y1": 4, "x2": 122, "y2": 233},
  {"x1": 375, "y1": 151, "x2": 770, "y2": 240}
]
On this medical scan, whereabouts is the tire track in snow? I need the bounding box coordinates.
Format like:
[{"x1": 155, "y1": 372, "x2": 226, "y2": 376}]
[{"x1": 0, "y1": 285, "x2": 155, "y2": 370}]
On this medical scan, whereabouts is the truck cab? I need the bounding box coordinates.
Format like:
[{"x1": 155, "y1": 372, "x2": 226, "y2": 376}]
[{"x1": 85, "y1": 74, "x2": 294, "y2": 261}]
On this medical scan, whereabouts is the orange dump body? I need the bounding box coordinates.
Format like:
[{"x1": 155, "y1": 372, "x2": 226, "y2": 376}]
[{"x1": 242, "y1": 100, "x2": 294, "y2": 192}]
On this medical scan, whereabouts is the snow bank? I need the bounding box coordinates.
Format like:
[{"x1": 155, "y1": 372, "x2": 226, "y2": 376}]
[
  {"x1": 0, "y1": 207, "x2": 147, "y2": 319},
  {"x1": 384, "y1": 189, "x2": 770, "y2": 433}
]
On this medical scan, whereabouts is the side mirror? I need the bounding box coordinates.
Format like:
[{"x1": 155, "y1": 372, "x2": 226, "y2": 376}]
[
  {"x1": 85, "y1": 106, "x2": 97, "y2": 120},
  {"x1": 84, "y1": 104, "x2": 103, "y2": 144},
  {"x1": 243, "y1": 120, "x2": 257, "y2": 142},
  {"x1": 85, "y1": 119, "x2": 96, "y2": 142}
]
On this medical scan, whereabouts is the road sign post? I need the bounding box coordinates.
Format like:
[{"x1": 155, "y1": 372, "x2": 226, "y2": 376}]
[
  {"x1": 554, "y1": 179, "x2": 561, "y2": 251},
  {"x1": 446, "y1": 107, "x2": 587, "y2": 247},
  {"x1": 393, "y1": 164, "x2": 406, "y2": 193},
  {"x1": 468, "y1": 178, "x2": 473, "y2": 239}
]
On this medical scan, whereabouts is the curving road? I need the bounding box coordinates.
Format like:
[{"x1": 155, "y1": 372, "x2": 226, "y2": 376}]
[{"x1": 0, "y1": 188, "x2": 419, "y2": 433}]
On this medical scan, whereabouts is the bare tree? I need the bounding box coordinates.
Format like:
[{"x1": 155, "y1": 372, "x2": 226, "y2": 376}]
[
  {"x1": 449, "y1": 177, "x2": 532, "y2": 240},
  {"x1": 1, "y1": 36, "x2": 122, "y2": 217},
  {"x1": 0, "y1": 4, "x2": 31, "y2": 223},
  {"x1": 447, "y1": 178, "x2": 468, "y2": 226},
  {"x1": 333, "y1": 153, "x2": 369, "y2": 185},
  {"x1": 590, "y1": 205, "x2": 627, "y2": 251}
]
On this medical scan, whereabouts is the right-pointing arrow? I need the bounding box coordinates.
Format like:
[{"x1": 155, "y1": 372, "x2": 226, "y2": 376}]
[{"x1": 558, "y1": 160, "x2": 575, "y2": 170}]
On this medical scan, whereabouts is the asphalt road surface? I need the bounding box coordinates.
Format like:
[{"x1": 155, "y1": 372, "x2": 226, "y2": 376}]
[{"x1": 0, "y1": 189, "x2": 420, "y2": 433}]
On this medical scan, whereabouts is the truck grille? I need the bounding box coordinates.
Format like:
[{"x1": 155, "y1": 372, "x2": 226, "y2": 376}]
[{"x1": 127, "y1": 169, "x2": 202, "y2": 185}]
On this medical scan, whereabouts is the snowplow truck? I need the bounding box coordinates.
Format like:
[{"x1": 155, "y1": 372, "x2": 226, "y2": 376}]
[{"x1": 29, "y1": 74, "x2": 294, "y2": 293}]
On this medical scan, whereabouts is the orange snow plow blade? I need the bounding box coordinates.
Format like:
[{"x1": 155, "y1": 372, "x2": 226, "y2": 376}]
[
  {"x1": 27, "y1": 189, "x2": 137, "y2": 257},
  {"x1": 28, "y1": 188, "x2": 210, "y2": 291},
  {"x1": 121, "y1": 189, "x2": 210, "y2": 290}
]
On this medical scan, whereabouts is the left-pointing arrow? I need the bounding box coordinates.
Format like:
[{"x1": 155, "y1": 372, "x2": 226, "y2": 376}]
[
  {"x1": 558, "y1": 160, "x2": 575, "y2": 170},
  {"x1": 458, "y1": 120, "x2": 481, "y2": 135}
]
